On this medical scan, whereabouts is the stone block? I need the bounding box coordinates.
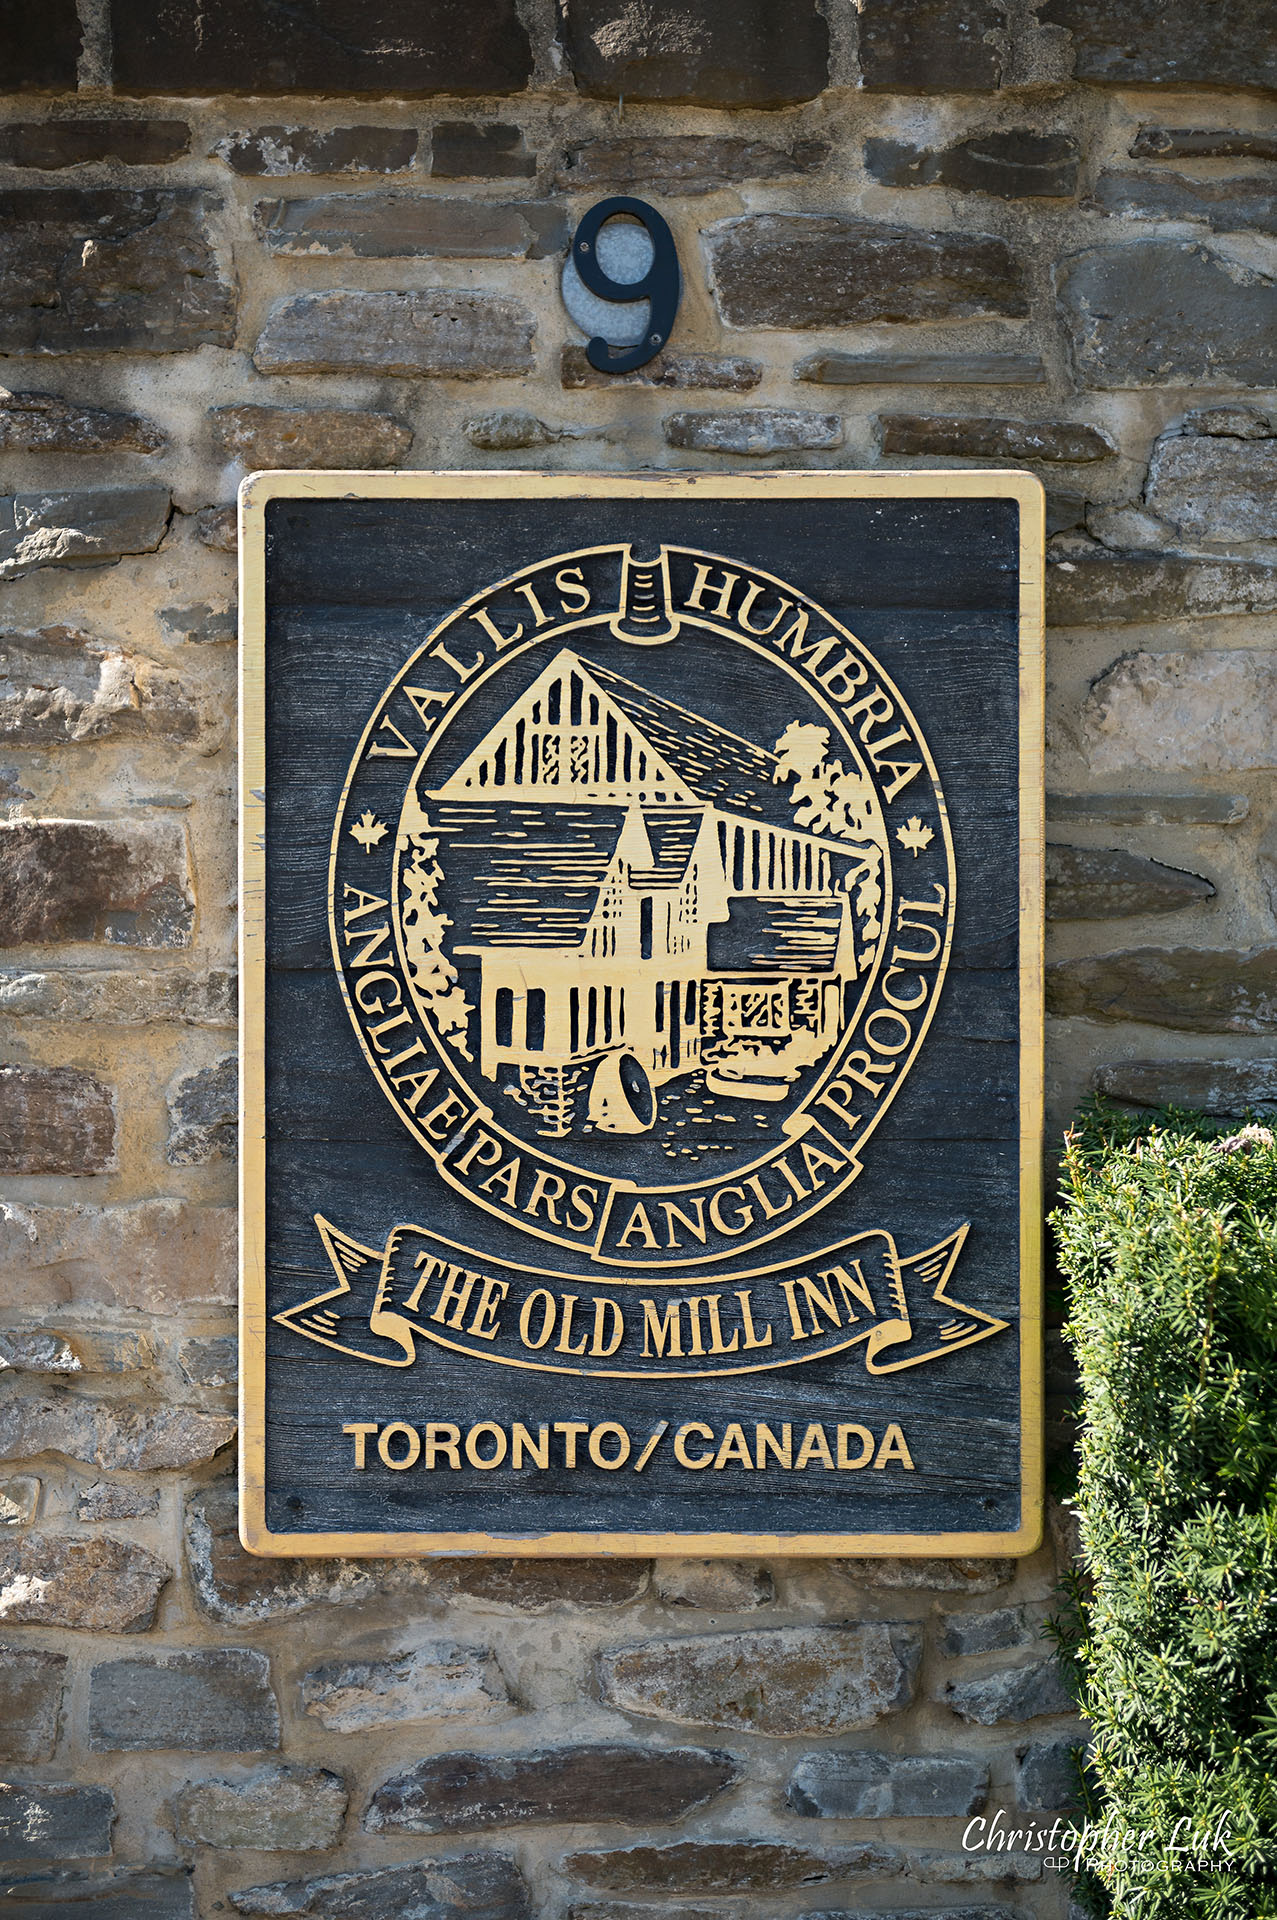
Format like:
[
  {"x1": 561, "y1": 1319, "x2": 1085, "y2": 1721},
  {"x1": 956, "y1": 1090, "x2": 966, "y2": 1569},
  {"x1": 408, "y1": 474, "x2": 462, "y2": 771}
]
[
  {"x1": 432, "y1": 124, "x2": 535, "y2": 179},
  {"x1": 253, "y1": 291, "x2": 536, "y2": 378},
  {"x1": 558, "y1": 136, "x2": 827, "y2": 196},
  {"x1": 195, "y1": 507, "x2": 237, "y2": 552},
  {"x1": 1092, "y1": 1058, "x2": 1277, "y2": 1117},
  {"x1": 665, "y1": 409, "x2": 842, "y2": 454},
  {"x1": 89, "y1": 1650, "x2": 279, "y2": 1753},
  {"x1": 1131, "y1": 128, "x2": 1277, "y2": 161},
  {"x1": 253, "y1": 195, "x2": 566, "y2": 260},
  {"x1": 1089, "y1": 171, "x2": 1277, "y2": 235},
  {"x1": 172, "y1": 1767, "x2": 347, "y2": 1850},
  {"x1": 0, "y1": 1066, "x2": 116, "y2": 1174},
  {"x1": 1017, "y1": 1736, "x2": 1085, "y2": 1810},
  {"x1": 0, "y1": 1327, "x2": 154, "y2": 1375},
  {"x1": 866, "y1": 131, "x2": 1078, "y2": 197},
  {"x1": 653, "y1": 1560, "x2": 773, "y2": 1608},
  {"x1": 707, "y1": 215, "x2": 1026, "y2": 328},
  {"x1": 941, "y1": 1607, "x2": 1032, "y2": 1655},
  {"x1": 156, "y1": 603, "x2": 235, "y2": 647},
  {"x1": 0, "y1": 967, "x2": 235, "y2": 1026},
  {"x1": 0, "y1": 1783, "x2": 114, "y2": 1864},
  {"x1": 1047, "y1": 947, "x2": 1277, "y2": 1032},
  {"x1": 111, "y1": 0, "x2": 532, "y2": 93},
  {"x1": 0, "y1": 1532, "x2": 168, "y2": 1632},
  {"x1": 0, "y1": 191, "x2": 233, "y2": 354},
  {"x1": 229, "y1": 1854, "x2": 531, "y2": 1920},
  {"x1": 0, "y1": 1474, "x2": 40, "y2": 1526},
  {"x1": 797, "y1": 1912, "x2": 1018, "y2": 1920},
  {"x1": 0, "y1": 1649, "x2": 65, "y2": 1762},
  {"x1": 301, "y1": 1643, "x2": 512, "y2": 1732},
  {"x1": 0, "y1": 1389, "x2": 235, "y2": 1471},
  {"x1": 0, "y1": 489, "x2": 170, "y2": 580},
  {"x1": 464, "y1": 411, "x2": 606, "y2": 451},
  {"x1": 568, "y1": 1908, "x2": 723, "y2": 1920},
  {"x1": 560, "y1": 1840, "x2": 898, "y2": 1892},
  {"x1": 0, "y1": 391, "x2": 164, "y2": 454},
  {"x1": 1047, "y1": 793, "x2": 1248, "y2": 827},
  {"x1": 858, "y1": 0, "x2": 1005, "y2": 89},
  {"x1": 367, "y1": 1745, "x2": 737, "y2": 1835},
  {"x1": 1145, "y1": 435, "x2": 1277, "y2": 545},
  {"x1": 916, "y1": 1852, "x2": 1042, "y2": 1883},
  {"x1": 213, "y1": 127, "x2": 417, "y2": 175},
  {"x1": 0, "y1": 122, "x2": 188, "y2": 168},
  {"x1": 598, "y1": 1624, "x2": 921, "y2": 1734},
  {"x1": 0, "y1": 1870, "x2": 195, "y2": 1918},
  {"x1": 77, "y1": 1483, "x2": 160, "y2": 1521},
  {"x1": 177, "y1": 1338, "x2": 238, "y2": 1389},
  {"x1": 561, "y1": 0, "x2": 829, "y2": 105},
  {"x1": 1047, "y1": 551, "x2": 1277, "y2": 625},
  {"x1": 796, "y1": 351, "x2": 1046, "y2": 385},
  {"x1": 879, "y1": 414, "x2": 1112, "y2": 462},
  {"x1": 1039, "y1": 0, "x2": 1277, "y2": 90},
  {"x1": 165, "y1": 1056, "x2": 236, "y2": 1165},
  {"x1": 1083, "y1": 649, "x2": 1277, "y2": 775},
  {"x1": 0, "y1": 818, "x2": 193, "y2": 948},
  {"x1": 438, "y1": 1557, "x2": 648, "y2": 1610},
  {"x1": 789, "y1": 1749, "x2": 988, "y2": 1818},
  {"x1": 1182, "y1": 404, "x2": 1276, "y2": 439},
  {"x1": 1057, "y1": 243, "x2": 1276, "y2": 389},
  {"x1": 209, "y1": 406, "x2": 412, "y2": 472},
  {"x1": 944, "y1": 1658, "x2": 1078, "y2": 1725},
  {"x1": 0, "y1": 1, "x2": 81, "y2": 90},
  {"x1": 0, "y1": 628, "x2": 216, "y2": 746},
  {"x1": 831, "y1": 1556, "x2": 1013, "y2": 1591},
  {"x1": 561, "y1": 347, "x2": 761, "y2": 391},
  {"x1": 1046, "y1": 846, "x2": 1215, "y2": 919},
  {"x1": 185, "y1": 1485, "x2": 386, "y2": 1623}
]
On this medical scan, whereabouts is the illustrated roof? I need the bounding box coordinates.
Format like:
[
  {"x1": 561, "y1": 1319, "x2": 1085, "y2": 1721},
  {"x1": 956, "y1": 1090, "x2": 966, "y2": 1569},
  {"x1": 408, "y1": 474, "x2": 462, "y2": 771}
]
[
  {"x1": 585, "y1": 659, "x2": 782, "y2": 818},
  {"x1": 708, "y1": 895, "x2": 846, "y2": 975},
  {"x1": 426, "y1": 802, "x2": 626, "y2": 949},
  {"x1": 628, "y1": 808, "x2": 703, "y2": 885}
]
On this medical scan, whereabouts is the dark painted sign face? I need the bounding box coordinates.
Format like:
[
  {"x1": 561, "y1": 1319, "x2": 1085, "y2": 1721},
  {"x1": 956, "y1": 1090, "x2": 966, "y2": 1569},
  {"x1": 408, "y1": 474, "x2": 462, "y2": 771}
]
[{"x1": 240, "y1": 473, "x2": 1043, "y2": 1556}]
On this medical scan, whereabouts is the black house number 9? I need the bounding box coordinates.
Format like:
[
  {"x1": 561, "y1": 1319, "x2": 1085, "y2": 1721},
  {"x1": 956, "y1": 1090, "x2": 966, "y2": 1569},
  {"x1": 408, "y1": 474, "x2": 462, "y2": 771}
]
[{"x1": 571, "y1": 196, "x2": 681, "y2": 375}]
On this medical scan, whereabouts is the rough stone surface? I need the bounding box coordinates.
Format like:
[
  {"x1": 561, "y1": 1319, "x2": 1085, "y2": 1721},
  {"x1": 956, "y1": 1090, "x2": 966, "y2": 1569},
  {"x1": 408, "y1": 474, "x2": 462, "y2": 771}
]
[
  {"x1": 0, "y1": 1473, "x2": 41, "y2": 1525},
  {"x1": 858, "y1": 0, "x2": 1005, "y2": 89},
  {"x1": 1093, "y1": 1058, "x2": 1277, "y2": 1116},
  {"x1": 213, "y1": 127, "x2": 417, "y2": 175},
  {"x1": 0, "y1": 818, "x2": 193, "y2": 947},
  {"x1": 177, "y1": 1337, "x2": 238, "y2": 1389},
  {"x1": 1057, "y1": 243, "x2": 1277, "y2": 390},
  {"x1": 561, "y1": 0, "x2": 829, "y2": 105},
  {"x1": 111, "y1": 0, "x2": 533, "y2": 95},
  {"x1": 1047, "y1": 793, "x2": 1248, "y2": 827},
  {"x1": 77, "y1": 1483, "x2": 160, "y2": 1521},
  {"x1": 708, "y1": 216, "x2": 1026, "y2": 328},
  {"x1": 598, "y1": 1625, "x2": 921, "y2": 1735},
  {"x1": 195, "y1": 506, "x2": 237, "y2": 552},
  {"x1": 568, "y1": 1908, "x2": 723, "y2": 1920},
  {"x1": 832, "y1": 1558, "x2": 1013, "y2": 1592},
  {"x1": 1083, "y1": 649, "x2": 1277, "y2": 775},
  {"x1": 463, "y1": 412, "x2": 599, "y2": 452},
  {"x1": 560, "y1": 1841, "x2": 898, "y2": 1893},
  {"x1": 0, "y1": 1531, "x2": 169, "y2": 1632},
  {"x1": 0, "y1": 968, "x2": 235, "y2": 1026},
  {"x1": 558, "y1": 137, "x2": 827, "y2": 195},
  {"x1": 0, "y1": 1649, "x2": 66, "y2": 1762},
  {"x1": 253, "y1": 291, "x2": 536, "y2": 378},
  {"x1": 0, "y1": 1871, "x2": 195, "y2": 1918},
  {"x1": 210, "y1": 406, "x2": 412, "y2": 472},
  {"x1": 1131, "y1": 128, "x2": 1277, "y2": 161},
  {"x1": 0, "y1": 489, "x2": 170, "y2": 580},
  {"x1": 664, "y1": 409, "x2": 842, "y2": 454},
  {"x1": 228, "y1": 1854, "x2": 531, "y2": 1920},
  {"x1": 916, "y1": 1851, "x2": 1043, "y2": 1884},
  {"x1": 796, "y1": 351, "x2": 1046, "y2": 386},
  {"x1": 653, "y1": 1560, "x2": 774, "y2": 1609},
  {"x1": 0, "y1": 1782, "x2": 115, "y2": 1864},
  {"x1": 0, "y1": 1390, "x2": 234, "y2": 1472},
  {"x1": 88, "y1": 1650, "x2": 280, "y2": 1753},
  {"x1": 879, "y1": 414, "x2": 1113, "y2": 462},
  {"x1": 561, "y1": 347, "x2": 760, "y2": 391},
  {"x1": 943, "y1": 1658, "x2": 1077, "y2": 1724},
  {"x1": 1090, "y1": 170, "x2": 1277, "y2": 235},
  {"x1": 301, "y1": 1643, "x2": 511, "y2": 1732},
  {"x1": 941, "y1": 1607, "x2": 1033, "y2": 1656},
  {"x1": 165, "y1": 1056, "x2": 236, "y2": 1165},
  {"x1": 0, "y1": 1331, "x2": 81, "y2": 1373},
  {"x1": 788, "y1": 1749, "x2": 989, "y2": 1819},
  {"x1": 1017, "y1": 1737, "x2": 1085, "y2": 1811},
  {"x1": 432, "y1": 123, "x2": 535, "y2": 179},
  {"x1": 438, "y1": 1558, "x2": 648, "y2": 1610},
  {"x1": 0, "y1": 191, "x2": 234, "y2": 354},
  {"x1": 185, "y1": 1485, "x2": 386, "y2": 1624},
  {"x1": 0, "y1": 391, "x2": 165, "y2": 454},
  {"x1": 0, "y1": 2, "x2": 81, "y2": 91},
  {"x1": 0, "y1": 121, "x2": 188, "y2": 167},
  {"x1": 1144, "y1": 435, "x2": 1277, "y2": 544},
  {"x1": 253, "y1": 196, "x2": 566, "y2": 260},
  {"x1": 156, "y1": 603, "x2": 235, "y2": 647},
  {"x1": 1039, "y1": 0, "x2": 1277, "y2": 91},
  {"x1": 1047, "y1": 948, "x2": 1277, "y2": 1032},
  {"x1": 0, "y1": 628, "x2": 215, "y2": 747},
  {"x1": 368, "y1": 1745, "x2": 737, "y2": 1835},
  {"x1": 0, "y1": 1198, "x2": 234, "y2": 1315},
  {"x1": 1047, "y1": 846, "x2": 1215, "y2": 919},
  {"x1": 172, "y1": 1768, "x2": 348, "y2": 1851},
  {"x1": 866, "y1": 132, "x2": 1079, "y2": 198},
  {"x1": 0, "y1": 1066, "x2": 117, "y2": 1174},
  {"x1": 1047, "y1": 552, "x2": 1277, "y2": 625},
  {"x1": 3, "y1": 1327, "x2": 157, "y2": 1375}
]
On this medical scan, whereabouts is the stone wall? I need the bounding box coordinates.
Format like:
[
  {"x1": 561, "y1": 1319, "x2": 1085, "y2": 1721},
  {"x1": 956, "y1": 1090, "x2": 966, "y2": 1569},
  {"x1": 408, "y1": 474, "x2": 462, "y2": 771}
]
[{"x1": 1, "y1": 0, "x2": 1274, "y2": 1914}]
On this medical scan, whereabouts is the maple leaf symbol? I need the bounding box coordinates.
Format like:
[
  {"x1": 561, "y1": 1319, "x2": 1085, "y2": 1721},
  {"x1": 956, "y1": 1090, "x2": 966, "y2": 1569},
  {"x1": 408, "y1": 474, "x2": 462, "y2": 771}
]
[
  {"x1": 896, "y1": 816, "x2": 935, "y2": 857},
  {"x1": 350, "y1": 810, "x2": 389, "y2": 853}
]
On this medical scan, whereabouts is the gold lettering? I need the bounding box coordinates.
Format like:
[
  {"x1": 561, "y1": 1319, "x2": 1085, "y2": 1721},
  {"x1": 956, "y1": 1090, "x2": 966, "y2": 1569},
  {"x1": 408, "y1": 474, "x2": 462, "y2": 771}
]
[
  {"x1": 713, "y1": 1423, "x2": 754, "y2": 1469},
  {"x1": 515, "y1": 580, "x2": 552, "y2": 627},
  {"x1": 660, "y1": 1197, "x2": 707, "y2": 1247},
  {"x1": 641, "y1": 1297, "x2": 682, "y2": 1358},
  {"x1": 554, "y1": 1420, "x2": 589, "y2": 1467},
  {"x1": 704, "y1": 1294, "x2": 739, "y2": 1355},
  {"x1": 424, "y1": 1422, "x2": 461, "y2": 1468},
  {"x1": 708, "y1": 1185, "x2": 754, "y2": 1235},
  {"x1": 555, "y1": 566, "x2": 592, "y2": 614},
  {"x1": 367, "y1": 715, "x2": 416, "y2": 758},
  {"x1": 519, "y1": 1288, "x2": 556, "y2": 1349},
  {"x1": 874, "y1": 1423, "x2": 915, "y2": 1469},
  {"x1": 478, "y1": 1154, "x2": 521, "y2": 1206},
  {"x1": 838, "y1": 1423, "x2": 874, "y2": 1469},
  {"x1": 795, "y1": 1422, "x2": 835, "y2": 1469},
  {"x1": 378, "y1": 1421, "x2": 420, "y2": 1469},
  {"x1": 617, "y1": 1202, "x2": 659, "y2": 1249},
  {"x1": 466, "y1": 1421, "x2": 507, "y2": 1469},
  {"x1": 588, "y1": 1421, "x2": 631, "y2": 1469},
  {"x1": 590, "y1": 1297, "x2": 624, "y2": 1357},
  {"x1": 756, "y1": 1422, "x2": 792, "y2": 1468},
  {"x1": 342, "y1": 1421, "x2": 378, "y2": 1468},
  {"x1": 555, "y1": 1294, "x2": 589, "y2": 1356},
  {"x1": 735, "y1": 1289, "x2": 773, "y2": 1350},
  {"x1": 468, "y1": 604, "x2": 522, "y2": 650},
  {"x1": 674, "y1": 1421, "x2": 714, "y2": 1468},
  {"x1": 524, "y1": 1168, "x2": 566, "y2": 1222},
  {"x1": 468, "y1": 1273, "x2": 508, "y2": 1340},
  {"x1": 735, "y1": 580, "x2": 793, "y2": 637},
  {"x1": 684, "y1": 562, "x2": 738, "y2": 620},
  {"x1": 882, "y1": 967, "x2": 929, "y2": 1013},
  {"x1": 512, "y1": 1422, "x2": 549, "y2": 1468}
]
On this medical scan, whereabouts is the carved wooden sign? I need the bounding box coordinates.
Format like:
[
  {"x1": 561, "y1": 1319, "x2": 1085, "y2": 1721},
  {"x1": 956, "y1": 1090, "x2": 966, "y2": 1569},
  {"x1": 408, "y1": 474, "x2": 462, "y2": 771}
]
[{"x1": 240, "y1": 473, "x2": 1044, "y2": 1556}]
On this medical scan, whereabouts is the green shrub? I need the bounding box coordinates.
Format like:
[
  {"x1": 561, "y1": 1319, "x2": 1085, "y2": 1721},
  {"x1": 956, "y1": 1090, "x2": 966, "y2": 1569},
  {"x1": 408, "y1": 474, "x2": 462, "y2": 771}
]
[{"x1": 1052, "y1": 1103, "x2": 1277, "y2": 1919}]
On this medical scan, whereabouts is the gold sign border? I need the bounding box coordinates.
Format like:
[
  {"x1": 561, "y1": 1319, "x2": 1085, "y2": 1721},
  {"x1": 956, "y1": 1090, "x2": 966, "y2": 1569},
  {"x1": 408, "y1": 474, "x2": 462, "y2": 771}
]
[{"x1": 239, "y1": 470, "x2": 1045, "y2": 1560}]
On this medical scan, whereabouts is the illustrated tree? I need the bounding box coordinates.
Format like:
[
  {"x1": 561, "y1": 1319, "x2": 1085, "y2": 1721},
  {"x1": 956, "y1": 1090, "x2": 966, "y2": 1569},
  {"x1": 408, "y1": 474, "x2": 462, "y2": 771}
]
[
  {"x1": 773, "y1": 720, "x2": 886, "y2": 940},
  {"x1": 399, "y1": 829, "x2": 474, "y2": 1059}
]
